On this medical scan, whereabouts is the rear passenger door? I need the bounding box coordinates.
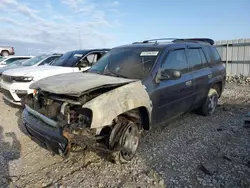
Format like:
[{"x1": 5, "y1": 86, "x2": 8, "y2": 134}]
[{"x1": 187, "y1": 47, "x2": 212, "y2": 108}]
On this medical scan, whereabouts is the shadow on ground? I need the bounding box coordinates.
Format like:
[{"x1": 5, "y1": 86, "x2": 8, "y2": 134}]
[{"x1": 0, "y1": 126, "x2": 21, "y2": 188}]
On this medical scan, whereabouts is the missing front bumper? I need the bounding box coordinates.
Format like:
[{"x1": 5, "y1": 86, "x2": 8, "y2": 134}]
[{"x1": 22, "y1": 108, "x2": 113, "y2": 156}]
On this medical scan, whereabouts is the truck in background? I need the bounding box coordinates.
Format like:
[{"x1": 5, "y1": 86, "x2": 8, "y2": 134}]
[{"x1": 0, "y1": 46, "x2": 15, "y2": 56}]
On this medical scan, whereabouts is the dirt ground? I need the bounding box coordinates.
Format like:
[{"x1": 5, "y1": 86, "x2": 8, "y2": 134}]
[{"x1": 0, "y1": 84, "x2": 249, "y2": 188}]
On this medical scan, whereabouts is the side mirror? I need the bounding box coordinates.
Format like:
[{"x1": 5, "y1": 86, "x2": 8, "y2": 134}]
[
  {"x1": 1, "y1": 62, "x2": 6, "y2": 65},
  {"x1": 155, "y1": 69, "x2": 181, "y2": 83}
]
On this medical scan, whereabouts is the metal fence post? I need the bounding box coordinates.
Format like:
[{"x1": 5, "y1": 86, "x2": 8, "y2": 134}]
[{"x1": 226, "y1": 40, "x2": 229, "y2": 75}]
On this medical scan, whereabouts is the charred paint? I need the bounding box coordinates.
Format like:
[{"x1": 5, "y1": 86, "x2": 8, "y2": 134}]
[{"x1": 82, "y1": 81, "x2": 152, "y2": 129}]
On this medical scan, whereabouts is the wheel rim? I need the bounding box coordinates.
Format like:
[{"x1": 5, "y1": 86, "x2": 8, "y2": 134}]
[
  {"x1": 120, "y1": 122, "x2": 139, "y2": 161},
  {"x1": 208, "y1": 94, "x2": 218, "y2": 114}
]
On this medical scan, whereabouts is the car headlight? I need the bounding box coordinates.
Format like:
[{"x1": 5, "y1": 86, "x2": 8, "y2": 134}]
[{"x1": 14, "y1": 76, "x2": 33, "y2": 82}]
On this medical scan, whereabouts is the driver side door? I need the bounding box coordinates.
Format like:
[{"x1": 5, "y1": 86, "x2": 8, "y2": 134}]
[{"x1": 152, "y1": 47, "x2": 194, "y2": 124}]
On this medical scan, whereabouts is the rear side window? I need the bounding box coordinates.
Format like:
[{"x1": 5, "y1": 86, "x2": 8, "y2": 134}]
[
  {"x1": 187, "y1": 49, "x2": 203, "y2": 71},
  {"x1": 199, "y1": 49, "x2": 208, "y2": 67},
  {"x1": 162, "y1": 49, "x2": 188, "y2": 74},
  {"x1": 211, "y1": 47, "x2": 221, "y2": 62},
  {"x1": 203, "y1": 46, "x2": 221, "y2": 64}
]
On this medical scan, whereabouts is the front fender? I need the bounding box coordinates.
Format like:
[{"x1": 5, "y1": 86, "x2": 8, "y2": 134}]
[{"x1": 82, "y1": 81, "x2": 152, "y2": 129}]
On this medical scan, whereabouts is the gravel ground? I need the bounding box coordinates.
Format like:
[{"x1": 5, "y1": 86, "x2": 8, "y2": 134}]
[{"x1": 0, "y1": 84, "x2": 249, "y2": 188}]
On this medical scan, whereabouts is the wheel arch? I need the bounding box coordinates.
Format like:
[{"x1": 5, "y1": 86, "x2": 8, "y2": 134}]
[
  {"x1": 208, "y1": 75, "x2": 223, "y2": 97},
  {"x1": 1, "y1": 50, "x2": 10, "y2": 56},
  {"x1": 118, "y1": 106, "x2": 151, "y2": 130}
]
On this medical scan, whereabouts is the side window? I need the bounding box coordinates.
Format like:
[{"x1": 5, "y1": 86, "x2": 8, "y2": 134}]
[
  {"x1": 203, "y1": 46, "x2": 211, "y2": 63},
  {"x1": 162, "y1": 49, "x2": 188, "y2": 74},
  {"x1": 187, "y1": 49, "x2": 203, "y2": 71},
  {"x1": 211, "y1": 47, "x2": 221, "y2": 62},
  {"x1": 78, "y1": 52, "x2": 103, "y2": 67},
  {"x1": 86, "y1": 54, "x2": 97, "y2": 64},
  {"x1": 203, "y1": 46, "x2": 221, "y2": 64},
  {"x1": 199, "y1": 49, "x2": 208, "y2": 67},
  {"x1": 39, "y1": 56, "x2": 58, "y2": 66}
]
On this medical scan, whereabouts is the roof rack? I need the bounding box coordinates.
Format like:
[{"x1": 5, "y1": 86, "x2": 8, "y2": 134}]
[
  {"x1": 142, "y1": 38, "x2": 178, "y2": 43},
  {"x1": 132, "y1": 38, "x2": 214, "y2": 45}
]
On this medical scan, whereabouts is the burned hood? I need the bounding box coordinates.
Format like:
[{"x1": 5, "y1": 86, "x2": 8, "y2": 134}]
[{"x1": 30, "y1": 72, "x2": 137, "y2": 96}]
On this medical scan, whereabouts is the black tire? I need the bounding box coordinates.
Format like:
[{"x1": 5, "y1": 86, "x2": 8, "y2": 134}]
[
  {"x1": 198, "y1": 88, "x2": 218, "y2": 116},
  {"x1": 109, "y1": 118, "x2": 141, "y2": 164},
  {"x1": 2, "y1": 50, "x2": 9, "y2": 56}
]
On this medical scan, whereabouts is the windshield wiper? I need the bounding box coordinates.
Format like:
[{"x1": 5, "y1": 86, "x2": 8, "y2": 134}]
[
  {"x1": 88, "y1": 69, "x2": 101, "y2": 74},
  {"x1": 104, "y1": 69, "x2": 128, "y2": 78}
]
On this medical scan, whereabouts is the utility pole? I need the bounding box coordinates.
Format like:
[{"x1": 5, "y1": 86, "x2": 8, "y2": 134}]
[{"x1": 76, "y1": 27, "x2": 82, "y2": 49}]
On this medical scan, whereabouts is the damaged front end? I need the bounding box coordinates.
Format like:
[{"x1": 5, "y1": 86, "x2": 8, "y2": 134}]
[
  {"x1": 22, "y1": 78, "x2": 152, "y2": 162},
  {"x1": 22, "y1": 88, "x2": 119, "y2": 156}
]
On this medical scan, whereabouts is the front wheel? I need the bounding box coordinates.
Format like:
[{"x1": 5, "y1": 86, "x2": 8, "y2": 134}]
[
  {"x1": 198, "y1": 88, "x2": 218, "y2": 116},
  {"x1": 109, "y1": 118, "x2": 141, "y2": 163},
  {"x1": 2, "y1": 51, "x2": 9, "y2": 56}
]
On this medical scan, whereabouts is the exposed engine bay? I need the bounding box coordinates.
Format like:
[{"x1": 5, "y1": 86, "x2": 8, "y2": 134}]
[{"x1": 22, "y1": 86, "x2": 120, "y2": 153}]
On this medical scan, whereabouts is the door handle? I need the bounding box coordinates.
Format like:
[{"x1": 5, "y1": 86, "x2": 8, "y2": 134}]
[{"x1": 185, "y1": 80, "x2": 192, "y2": 86}]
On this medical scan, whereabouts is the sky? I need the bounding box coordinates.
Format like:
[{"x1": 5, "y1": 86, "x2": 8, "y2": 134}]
[{"x1": 0, "y1": 0, "x2": 249, "y2": 55}]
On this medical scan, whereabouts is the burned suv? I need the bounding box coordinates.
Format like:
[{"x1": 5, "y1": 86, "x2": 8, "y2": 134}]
[{"x1": 22, "y1": 38, "x2": 226, "y2": 163}]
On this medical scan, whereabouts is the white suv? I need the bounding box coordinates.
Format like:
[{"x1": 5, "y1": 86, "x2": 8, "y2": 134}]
[{"x1": 1, "y1": 49, "x2": 109, "y2": 105}]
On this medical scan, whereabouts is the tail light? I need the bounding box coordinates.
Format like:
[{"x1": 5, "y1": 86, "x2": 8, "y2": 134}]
[{"x1": 12, "y1": 47, "x2": 14, "y2": 53}]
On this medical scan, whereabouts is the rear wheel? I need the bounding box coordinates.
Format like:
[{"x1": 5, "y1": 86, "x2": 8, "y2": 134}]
[
  {"x1": 198, "y1": 88, "x2": 218, "y2": 116},
  {"x1": 2, "y1": 51, "x2": 9, "y2": 56},
  {"x1": 109, "y1": 118, "x2": 141, "y2": 163}
]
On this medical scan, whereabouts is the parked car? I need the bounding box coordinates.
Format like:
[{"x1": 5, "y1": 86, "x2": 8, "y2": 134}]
[
  {"x1": 1, "y1": 49, "x2": 109, "y2": 105},
  {"x1": 21, "y1": 53, "x2": 62, "y2": 67},
  {"x1": 0, "y1": 46, "x2": 15, "y2": 56},
  {"x1": 0, "y1": 56, "x2": 33, "y2": 68},
  {"x1": 0, "y1": 54, "x2": 61, "y2": 84},
  {"x1": 21, "y1": 38, "x2": 226, "y2": 163}
]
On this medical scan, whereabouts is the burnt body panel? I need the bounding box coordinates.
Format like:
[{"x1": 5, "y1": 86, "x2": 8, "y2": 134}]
[
  {"x1": 30, "y1": 72, "x2": 136, "y2": 97},
  {"x1": 83, "y1": 81, "x2": 152, "y2": 129}
]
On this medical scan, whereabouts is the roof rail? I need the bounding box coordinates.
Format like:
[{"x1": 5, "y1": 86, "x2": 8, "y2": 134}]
[
  {"x1": 132, "y1": 38, "x2": 214, "y2": 45},
  {"x1": 142, "y1": 38, "x2": 178, "y2": 43},
  {"x1": 173, "y1": 38, "x2": 214, "y2": 45}
]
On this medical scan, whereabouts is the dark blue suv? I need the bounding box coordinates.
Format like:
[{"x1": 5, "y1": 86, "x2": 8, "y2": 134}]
[{"x1": 22, "y1": 38, "x2": 226, "y2": 163}]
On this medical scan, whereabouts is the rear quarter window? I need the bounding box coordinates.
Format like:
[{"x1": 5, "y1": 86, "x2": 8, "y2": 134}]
[
  {"x1": 211, "y1": 47, "x2": 221, "y2": 62},
  {"x1": 203, "y1": 46, "x2": 221, "y2": 64}
]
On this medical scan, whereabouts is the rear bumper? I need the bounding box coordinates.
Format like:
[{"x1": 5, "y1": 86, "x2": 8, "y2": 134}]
[{"x1": 22, "y1": 108, "x2": 68, "y2": 155}]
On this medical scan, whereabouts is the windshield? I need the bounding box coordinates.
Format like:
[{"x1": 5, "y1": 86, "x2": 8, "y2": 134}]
[
  {"x1": 51, "y1": 51, "x2": 85, "y2": 67},
  {"x1": 22, "y1": 55, "x2": 48, "y2": 66},
  {"x1": 89, "y1": 47, "x2": 161, "y2": 79}
]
